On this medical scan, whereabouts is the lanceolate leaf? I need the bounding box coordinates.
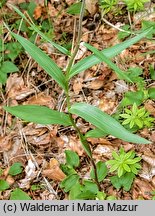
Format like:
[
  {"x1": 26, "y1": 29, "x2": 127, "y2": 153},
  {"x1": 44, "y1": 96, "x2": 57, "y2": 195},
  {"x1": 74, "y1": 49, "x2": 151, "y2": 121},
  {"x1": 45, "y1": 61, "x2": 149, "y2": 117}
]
[
  {"x1": 11, "y1": 33, "x2": 67, "y2": 91},
  {"x1": 70, "y1": 103, "x2": 151, "y2": 144},
  {"x1": 4, "y1": 105, "x2": 72, "y2": 126},
  {"x1": 69, "y1": 28, "x2": 152, "y2": 79},
  {"x1": 9, "y1": 4, "x2": 70, "y2": 56},
  {"x1": 84, "y1": 43, "x2": 132, "y2": 82}
]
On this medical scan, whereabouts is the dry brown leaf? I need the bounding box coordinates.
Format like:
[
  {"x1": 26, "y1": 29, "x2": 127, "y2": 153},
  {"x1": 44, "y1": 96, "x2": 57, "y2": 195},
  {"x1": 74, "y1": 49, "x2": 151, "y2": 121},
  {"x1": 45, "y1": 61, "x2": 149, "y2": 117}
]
[
  {"x1": 133, "y1": 178, "x2": 155, "y2": 199},
  {"x1": 144, "y1": 100, "x2": 155, "y2": 117},
  {"x1": 68, "y1": 137, "x2": 84, "y2": 156},
  {"x1": 6, "y1": 74, "x2": 34, "y2": 101},
  {"x1": 85, "y1": 0, "x2": 98, "y2": 15},
  {"x1": 25, "y1": 93, "x2": 55, "y2": 109},
  {"x1": 0, "y1": 136, "x2": 12, "y2": 152},
  {"x1": 34, "y1": 5, "x2": 42, "y2": 20},
  {"x1": 73, "y1": 78, "x2": 83, "y2": 94},
  {"x1": 42, "y1": 158, "x2": 66, "y2": 181},
  {"x1": 86, "y1": 79, "x2": 104, "y2": 90}
]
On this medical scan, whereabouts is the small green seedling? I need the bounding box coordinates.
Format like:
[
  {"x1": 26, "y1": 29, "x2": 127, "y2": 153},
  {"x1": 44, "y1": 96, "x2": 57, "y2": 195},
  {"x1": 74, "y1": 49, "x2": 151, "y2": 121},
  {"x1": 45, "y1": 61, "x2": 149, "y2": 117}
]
[
  {"x1": 60, "y1": 150, "x2": 113, "y2": 200},
  {"x1": 120, "y1": 103, "x2": 154, "y2": 129},
  {"x1": 123, "y1": 0, "x2": 150, "y2": 12},
  {"x1": 106, "y1": 147, "x2": 141, "y2": 177}
]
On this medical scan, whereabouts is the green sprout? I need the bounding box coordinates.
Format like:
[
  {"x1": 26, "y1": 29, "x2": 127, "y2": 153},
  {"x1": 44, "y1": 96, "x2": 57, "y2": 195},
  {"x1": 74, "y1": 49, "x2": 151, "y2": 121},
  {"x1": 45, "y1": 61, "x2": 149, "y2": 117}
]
[
  {"x1": 106, "y1": 147, "x2": 141, "y2": 177},
  {"x1": 123, "y1": 0, "x2": 150, "y2": 12},
  {"x1": 120, "y1": 103, "x2": 154, "y2": 129}
]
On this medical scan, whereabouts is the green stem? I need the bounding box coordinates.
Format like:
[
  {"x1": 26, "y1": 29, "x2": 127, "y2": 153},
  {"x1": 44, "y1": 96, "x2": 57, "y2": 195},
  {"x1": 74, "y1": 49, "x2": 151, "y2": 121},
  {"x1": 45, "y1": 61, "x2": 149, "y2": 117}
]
[{"x1": 64, "y1": 0, "x2": 101, "y2": 191}]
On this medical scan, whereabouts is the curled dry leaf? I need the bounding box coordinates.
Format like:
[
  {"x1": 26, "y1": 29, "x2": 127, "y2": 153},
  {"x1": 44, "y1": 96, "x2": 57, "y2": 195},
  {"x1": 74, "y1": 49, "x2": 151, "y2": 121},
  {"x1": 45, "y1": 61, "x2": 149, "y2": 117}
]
[
  {"x1": 142, "y1": 155, "x2": 155, "y2": 167},
  {"x1": 6, "y1": 74, "x2": 34, "y2": 101},
  {"x1": 19, "y1": 159, "x2": 37, "y2": 189},
  {"x1": 42, "y1": 158, "x2": 66, "y2": 181},
  {"x1": 75, "y1": 42, "x2": 87, "y2": 60}
]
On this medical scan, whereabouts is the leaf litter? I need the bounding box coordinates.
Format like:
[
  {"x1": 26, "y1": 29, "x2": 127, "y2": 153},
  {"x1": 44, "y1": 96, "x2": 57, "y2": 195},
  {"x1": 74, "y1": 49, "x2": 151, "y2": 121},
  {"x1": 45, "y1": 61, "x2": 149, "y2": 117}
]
[{"x1": 0, "y1": 0, "x2": 155, "y2": 200}]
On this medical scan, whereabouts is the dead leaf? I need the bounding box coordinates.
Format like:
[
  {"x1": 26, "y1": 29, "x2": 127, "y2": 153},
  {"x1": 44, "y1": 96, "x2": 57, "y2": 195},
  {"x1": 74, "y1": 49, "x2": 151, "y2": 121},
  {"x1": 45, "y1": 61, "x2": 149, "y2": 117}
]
[
  {"x1": 68, "y1": 137, "x2": 84, "y2": 156},
  {"x1": 142, "y1": 155, "x2": 155, "y2": 167},
  {"x1": 42, "y1": 158, "x2": 66, "y2": 181},
  {"x1": 75, "y1": 42, "x2": 87, "y2": 60},
  {"x1": 19, "y1": 159, "x2": 37, "y2": 189},
  {"x1": 34, "y1": 5, "x2": 42, "y2": 20},
  {"x1": 73, "y1": 78, "x2": 83, "y2": 94},
  {"x1": 0, "y1": 136, "x2": 12, "y2": 152},
  {"x1": 85, "y1": 0, "x2": 98, "y2": 15},
  {"x1": 133, "y1": 178, "x2": 155, "y2": 199},
  {"x1": 25, "y1": 93, "x2": 56, "y2": 109},
  {"x1": 144, "y1": 100, "x2": 155, "y2": 117},
  {"x1": 86, "y1": 79, "x2": 104, "y2": 90}
]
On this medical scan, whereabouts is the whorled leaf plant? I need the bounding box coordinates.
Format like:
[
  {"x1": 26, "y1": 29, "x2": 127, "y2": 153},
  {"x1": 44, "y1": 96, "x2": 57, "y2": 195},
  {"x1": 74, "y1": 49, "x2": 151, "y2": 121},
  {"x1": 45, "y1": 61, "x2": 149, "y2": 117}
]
[{"x1": 3, "y1": 1, "x2": 152, "y2": 189}]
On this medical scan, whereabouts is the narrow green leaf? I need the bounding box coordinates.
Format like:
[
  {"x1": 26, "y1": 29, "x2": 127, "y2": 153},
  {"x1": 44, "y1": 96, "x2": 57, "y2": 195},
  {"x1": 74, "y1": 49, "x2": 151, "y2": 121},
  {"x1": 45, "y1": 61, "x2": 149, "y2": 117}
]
[
  {"x1": 84, "y1": 43, "x2": 132, "y2": 82},
  {"x1": 70, "y1": 103, "x2": 151, "y2": 144},
  {"x1": 11, "y1": 33, "x2": 67, "y2": 91},
  {"x1": 4, "y1": 105, "x2": 72, "y2": 126},
  {"x1": 9, "y1": 4, "x2": 70, "y2": 56},
  {"x1": 69, "y1": 28, "x2": 152, "y2": 79},
  {"x1": 10, "y1": 188, "x2": 31, "y2": 200},
  {"x1": 65, "y1": 150, "x2": 80, "y2": 168}
]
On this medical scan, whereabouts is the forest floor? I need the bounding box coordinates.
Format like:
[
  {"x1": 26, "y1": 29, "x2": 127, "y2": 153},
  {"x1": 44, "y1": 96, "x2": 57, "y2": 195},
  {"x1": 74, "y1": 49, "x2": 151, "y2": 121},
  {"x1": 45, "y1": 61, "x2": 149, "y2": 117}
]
[{"x1": 0, "y1": 0, "x2": 155, "y2": 200}]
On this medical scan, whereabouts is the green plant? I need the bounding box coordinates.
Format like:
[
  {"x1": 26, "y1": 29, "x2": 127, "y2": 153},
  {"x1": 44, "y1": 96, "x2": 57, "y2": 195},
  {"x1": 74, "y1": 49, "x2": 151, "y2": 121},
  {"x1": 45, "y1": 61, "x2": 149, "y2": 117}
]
[
  {"x1": 106, "y1": 147, "x2": 142, "y2": 177},
  {"x1": 120, "y1": 103, "x2": 154, "y2": 129},
  {"x1": 106, "y1": 148, "x2": 141, "y2": 191},
  {"x1": 123, "y1": 0, "x2": 150, "y2": 12},
  {"x1": 10, "y1": 188, "x2": 31, "y2": 200},
  {"x1": 60, "y1": 150, "x2": 116, "y2": 200},
  {"x1": 99, "y1": 0, "x2": 118, "y2": 14},
  {"x1": 9, "y1": 162, "x2": 23, "y2": 176},
  {"x1": 3, "y1": 2, "x2": 152, "y2": 196}
]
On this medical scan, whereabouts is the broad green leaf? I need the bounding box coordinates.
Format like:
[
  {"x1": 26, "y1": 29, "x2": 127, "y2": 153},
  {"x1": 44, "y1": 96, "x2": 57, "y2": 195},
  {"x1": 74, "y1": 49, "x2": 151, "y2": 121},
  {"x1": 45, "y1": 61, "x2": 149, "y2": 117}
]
[
  {"x1": 84, "y1": 43, "x2": 132, "y2": 82},
  {"x1": 67, "y1": 2, "x2": 82, "y2": 15},
  {"x1": 60, "y1": 174, "x2": 79, "y2": 192},
  {"x1": 4, "y1": 105, "x2": 72, "y2": 126},
  {"x1": 9, "y1": 5, "x2": 70, "y2": 56},
  {"x1": 90, "y1": 161, "x2": 108, "y2": 182},
  {"x1": 0, "y1": 61, "x2": 19, "y2": 84},
  {"x1": 148, "y1": 88, "x2": 155, "y2": 99},
  {"x1": 65, "y1": 150, "x2": 80, "y2": 168},
  {"x1": 11, "y1": 33, "x2": 67, "y2": 91},
  {"x1": 0, "y1": 61, "x2": 19, "y2": 73},
  {"x1": 0, "y1": 180, "x2": 10, "y2": 191},
  {"x1": 120, "y1": 91, "x2": 144, "y2": 106},
  {"x1": 9, "y1": 162, "x2": 23, "y2": 176},
  {"x1": 10, "y1": 188, "x2": 31, "y2": 200},
  {"x1": 110, "y1": 173, "x2": 135, "y2": 191},
  {"x1": 69, "y1": 28, "x2": 152, "y2": 79},
  {"x1": 85, "y1": 128, "x2": 108, "y2": 138},
  {"x1": 70, "y1": 103, "x2": 151, "y2": 144}
]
